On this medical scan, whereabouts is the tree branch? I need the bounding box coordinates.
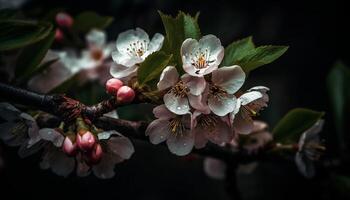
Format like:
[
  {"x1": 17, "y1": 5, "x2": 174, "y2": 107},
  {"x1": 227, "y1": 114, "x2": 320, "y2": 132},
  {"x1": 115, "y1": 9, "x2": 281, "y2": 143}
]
[{"x1": 0, "y1": 82, "x2": 275, "y2": 163}]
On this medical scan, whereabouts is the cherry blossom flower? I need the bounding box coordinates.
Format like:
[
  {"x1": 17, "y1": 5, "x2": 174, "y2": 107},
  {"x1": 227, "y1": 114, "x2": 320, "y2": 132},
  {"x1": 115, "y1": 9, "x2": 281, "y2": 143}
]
[
  {"x1": 192, "y1": 110, "x2": 234, "y2": 149},
  {"x1": 145, "y1": 105, "x2": 194, "y2": 156},
  {"x1": 28, "y1": 29, "x2": 114, "y2": 93},
  {"x1": 295, "y1": 119, "x2": 325, "y2": 178},
  {"x1": 231, "y1": 86, "x2": 269, "y2": 134},
  {"x1": 110, "y1": 28, "x2": 164, "y2": 79},
  {"x1": 181, "y1": 35, "x2": 224, "y2": 77},
  {"x1": 40, "y1": 130, "x2": 134, "y2": 179},
  {"x1": 0, "y1": 102, "x2": 43, "y2": 157},
  {"x1": 157, "y1": 66, "x2": 206, "y2": 115},
  {"x1": 206, "y1": 65, "x2": 246, "y2": 116}
]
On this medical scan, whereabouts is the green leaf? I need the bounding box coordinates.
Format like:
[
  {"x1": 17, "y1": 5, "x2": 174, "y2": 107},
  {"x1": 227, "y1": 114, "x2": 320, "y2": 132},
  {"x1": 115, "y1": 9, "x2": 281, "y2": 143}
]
[
  {"x1": 0, "y1": 20, "x2": 53, "y2": 51},
  {"x1": 15, "y1": 29, "x2": 55, "y2": 82},
  {"x1": 222, "y1": 36, "x2": 255, "y2": 66},
  {"x1": 273, "y1": 108, "x2": 324, "y2": 143},
  {"x1": 237, "y1": 45, "x2": 288, "y2": 73},
  {"x1": 137, "y1": 51, "x2": 173, "y2": 86},
  {"x1": 73, "y1": 11, "x2": 113, "y2": 33},
  {"x1": 159, "y1": 11, "x2": 201, "y2": 70},
  {"x1": 326, "y1": 61, "x2": 350, "y2": 152}
]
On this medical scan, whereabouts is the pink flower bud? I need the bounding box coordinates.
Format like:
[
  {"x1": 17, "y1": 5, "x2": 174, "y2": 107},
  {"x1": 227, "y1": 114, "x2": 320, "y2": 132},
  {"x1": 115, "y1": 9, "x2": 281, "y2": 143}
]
[
  {"x1": 55, "y1": 29, "x2": 64, "y2": 42},
  {"x1": 87, "y1": 143, "x2": 103, "y2": 164},
  {"x1": 76, "y1": 131, "x2": 96, "y2": 152},
  {"x1": 106, "y1": 78, "x2": 123, "y2": 95},
  {"x1": 62, "y1": 136, "x2": 77, "y2": 156},
  {"x1": 117, "y1": 86, "x2": 135, "y2": 103},
  {"x1": 55, "y1": 12, "x2": 73, "y2": 28}
]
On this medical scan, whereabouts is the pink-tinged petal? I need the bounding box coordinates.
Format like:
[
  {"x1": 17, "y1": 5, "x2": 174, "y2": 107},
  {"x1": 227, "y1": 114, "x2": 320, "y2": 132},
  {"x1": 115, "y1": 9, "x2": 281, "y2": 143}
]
[
  {"x1": 49, "y1": 148, "x2": 75, "y2": 177},
  {"x1": 207, "y1": 119, "x2": 233, "y2": 145},
  {"x1": 107, "y1": 136, "x2": 135, "y2": 159},
  {"x1": 181, "y1": 38, "x2": 197, "y2": 59},
  {"x1": 233, "y1": 111, "x2": 254, "y2": 135},
  {"x1": 203, "y1": 157, "x2": 227, "y2": 180},
  {"x1": 295, "y1": 152, "x2": 315, "y2": 178},
  {"x1": 247, "y1": 86, "x2": 270, "y2": 93},
  {"x1": 239, "y1": 91, "x2": 263, "y2": 106},
  {"x1": 145, "y1": 119, "x2": 171, "y2": 144},
  {"x1": 252, "y1": 121, "x2": 268, "y2": 133},
  {"x1": 166, "y1": 131, "x2": 194, "y2": 156},
  {"x1": 27, "y1": 60, "x2": 73, "y2": 94},
  {"x1": 39, "y1": 128, "x2": 64, "y2": 147},
  {"x1": 110, "y1": 63, "x2": 138, "y2": 79},
  {"x1": 76, "y1": 154, "x2": 91, "y2": 177},
  {"x1": 157, "y1": 66, "x2": 179, "y2": 91},
  {"x1": 153, "y1": 104, "x2": 176, "y2": 120},
  {"x1": 93, "y1": 152, "x2": 123, "y2": 179},
  {"x1": 20, "y1": 113, "x2": 41, "y2": 147},
  {"x1": 211, "y1": 65, "x2": 245, "y2": 94},
  {"x1": 163, "y1": 92, "x2": 190, "y2": 115},
  {"x1": 181, "y1": 74, "x2": 206, "y2": 95},
  {"x1": 188, "y1": 94, "x2": 210, "y2": 114},
  {"x1": 193, "y1": 128, "x2": 208, "y2": 149},
  {"x1": 208, "y1": 95, "x2": 237, "y2": 116}
]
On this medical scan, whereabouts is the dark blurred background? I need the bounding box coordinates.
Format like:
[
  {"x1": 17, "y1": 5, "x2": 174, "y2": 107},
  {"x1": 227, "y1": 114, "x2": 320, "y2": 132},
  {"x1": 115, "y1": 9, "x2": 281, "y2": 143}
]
[{"x1": 0, "y1": 0, "x2": 349, "y2": 199}]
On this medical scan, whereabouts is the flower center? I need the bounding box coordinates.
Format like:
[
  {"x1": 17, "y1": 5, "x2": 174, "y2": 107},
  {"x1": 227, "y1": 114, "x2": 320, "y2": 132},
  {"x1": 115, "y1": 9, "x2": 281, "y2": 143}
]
[
  {"x1": 169, "y1": 81, "x2": 190, "y2": 98},
  {"x1": 90, "y1": 48, "x2": 104, "y2": 61},
  {"x1": 209, "y1": 84, "x2": 228, "y2": 99},
  {"x1": 169, "y1": 117, "x2": 186, "y2": 136},
  {"x1": 126, "y1": 40, "x2": 148, "y2": 57},
  {"x1": 197, "y1": 114, "x2": 218, "y2": 133},
  {"x1": 190, "y1": 48, "x2": 216, "y2": 75}
]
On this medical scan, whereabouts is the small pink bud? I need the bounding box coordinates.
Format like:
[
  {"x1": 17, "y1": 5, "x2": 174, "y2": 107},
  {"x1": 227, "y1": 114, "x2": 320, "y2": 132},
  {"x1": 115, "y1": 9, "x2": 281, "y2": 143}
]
[
  {"x1": 55, "y1": 29, "x2": 64, "y2": 42},
  {"x1": 76, "y1": 131, "x2": 96, "y2": 151},
  {"x1": 62, "y1": 136, "x2": 77, "y2": 156},
  {"x1": 117, "y1": 86, "x2": 135, "y2": 103},
  {"x1": 55, "y1": 12, "x2": 73, "y2": 28},
  {"x1": 87, "y1": 143, "x2": 103, "y2": 164},
  {"x1": 106, "y1": 78, "x2": 123, "y2": 95}
]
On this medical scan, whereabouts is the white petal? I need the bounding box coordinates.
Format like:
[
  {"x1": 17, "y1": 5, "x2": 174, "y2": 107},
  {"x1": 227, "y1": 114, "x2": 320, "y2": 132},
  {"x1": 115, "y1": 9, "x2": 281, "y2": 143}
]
[
  {"x1": 39, "y1": 128, "x2": 64, "y2": 147},
  {"x1": 111, "y1": 50, "x2": 142, "y2": 67},
  {"x1": 116, "y1": 27, "x2": 149, "y2": 54},
  {"x1": 153, "y1": 104, "x2": 176, "y2": 120},
  {"x1": 93, "y1": 153, "x2": 123, "y2": 179},
  {"x1": 147, "y1": 33, "x2": 164, "y2": 54},
  {"x1": 163, "y1": 92, "x2": 190, "y2": 115},
  {"x1": 208, "y1": 95, "x2": 236, "y2": 116},
  {"x1": 181, "y1": 74, "x2": 206, "y2": 95},
  {"x1": 199, "y1": 35, "x2": 224, "y2": 62},
  {"x1": 247, "y1": 86, "x2": 270, "y2": 92},
  {"x1": 86, "y1": 29, "x2": 106, "y2": 48},
  {"x1": 212, "y1": 65, "x2": 245, "y2": 94},
  {"x1": 49, "y1": 149, "x2": 75, "y2": 177},
  {"x1": 203, "y1": 157, "x2": 227, "y2": 180},
  {"x1": 239, "y1": 91, "x2": 263, "y2": 106},
  {"x1": 107, "y1": 136, "x2": 135, "y2": 159},
  {"x1": 109, "y1": 63, "x2": 138, "y2": 79},
  {"x1": 295, "y1": 152, "x2": 315, "y2": 178},
  {"x1": 103, "y1": 110, "x2": 119, "y2": 119},
  {"x1": 98, "y1": 130, "x2": 122, "y2": 140},
  {"x1": 0, "y1": 102, "x2": 20, "y2": 121},
  {"x1": 157, "y1": 66, "x2": 179, "y2": 91},
  {"x1": 166, "y1": 131, "x2": 194, "y2": 156},
  {"x1": 145, "y1": 119, "x2": 171, "y2": 144}
]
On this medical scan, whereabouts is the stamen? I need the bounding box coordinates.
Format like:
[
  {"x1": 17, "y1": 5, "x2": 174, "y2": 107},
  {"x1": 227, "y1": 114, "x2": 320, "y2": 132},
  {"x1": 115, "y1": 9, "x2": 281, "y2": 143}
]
[
  {"x1": 169, "y1": 117, "x2": 186, "y2": 137},
  {"x1": 169, "y1": 81, "x2": 190, "y2": 98},
  {"x1": 209, "y1": 84, "x2": 228, "y2": 99},
  {"x1": 190, "y1": 48, "x2": 216, "y2": 71},
  {"x1": 126, "y1": 39, "x2": 148, "y2": 57},
  {"x1": 197, "y1": 114, "x2": 218, "y2": 133}
]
